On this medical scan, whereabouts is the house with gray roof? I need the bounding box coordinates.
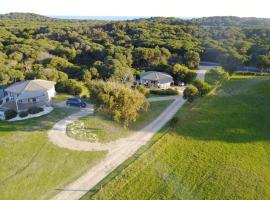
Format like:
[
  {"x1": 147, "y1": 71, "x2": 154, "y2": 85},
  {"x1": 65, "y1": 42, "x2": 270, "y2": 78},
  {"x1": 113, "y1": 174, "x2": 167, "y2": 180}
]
[
  {"x1": 0, "y1": 79, "x2": 56, "y2": 112},
  {"x1": 139, "y1": 71, "x2": 174, "y2": 89}
]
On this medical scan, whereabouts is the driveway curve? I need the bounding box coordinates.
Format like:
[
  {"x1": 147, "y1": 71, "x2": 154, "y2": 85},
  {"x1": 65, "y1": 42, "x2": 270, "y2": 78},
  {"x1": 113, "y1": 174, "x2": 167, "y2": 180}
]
[
  {"x1": 50, "y1": 65, "x2": 215, "y2": 200},
  {"x1": 48, "y1": 96, "x2": 185, "y2": 152}
]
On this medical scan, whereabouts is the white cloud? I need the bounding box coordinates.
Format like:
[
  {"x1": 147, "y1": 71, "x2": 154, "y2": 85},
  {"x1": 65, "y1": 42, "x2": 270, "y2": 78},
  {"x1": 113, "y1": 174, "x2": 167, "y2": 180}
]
[{"x1": 0, "y1": 0, "x2": 269, "y2": 18}]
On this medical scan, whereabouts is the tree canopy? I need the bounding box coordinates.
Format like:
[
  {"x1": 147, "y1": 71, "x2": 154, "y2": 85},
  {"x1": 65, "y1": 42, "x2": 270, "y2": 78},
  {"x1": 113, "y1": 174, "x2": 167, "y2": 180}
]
[{"x1": 0, "y1": 13, "x2": 269, "y2": 88}]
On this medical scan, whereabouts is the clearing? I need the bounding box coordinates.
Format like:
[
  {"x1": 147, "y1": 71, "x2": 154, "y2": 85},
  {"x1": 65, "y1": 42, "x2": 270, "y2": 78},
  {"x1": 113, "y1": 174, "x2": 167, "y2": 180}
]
[
  {"x1": 88, "y1": 76, "x2": 270, "y2": 200},
  {"x1": 0, "y1": 108, "x2": 106, "y2": 200},
  {"x1": 67, "y1": 100, "x2": 174, "y2": 143}
]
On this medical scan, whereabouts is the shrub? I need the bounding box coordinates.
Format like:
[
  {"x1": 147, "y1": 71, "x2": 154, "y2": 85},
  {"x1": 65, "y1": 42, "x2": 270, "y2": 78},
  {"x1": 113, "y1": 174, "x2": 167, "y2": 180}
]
[
  {"x1": 183, "y1": 85, "x2": 199, "y2": 102},
  {"x1": 56, "y1": 79, "x2": 82, "y2": 96},
  {"x1": 207, "y1": 67, "x2": 229, "y2": 85},
  {"x1": 5, "y1": 109, "x2": 17, "y2": 120},
  {"x1": 134, "y1": 85, "x2": 150, "y2": 97},
  {"x1": 193, "y1": 79, "x2": 210, "y2": 96},
  {"x1": 150, "y1": 88, "x2": 179, "y2": 96},
  {"x1": 28, "y1": 106, "x2": 44, "y2": 114},
  {"x1": 170, "y1": 116, "x2": 179, "y2": 128},
  {"x1": 19, "y1": 111, "x2": 28, "y2": 118}
]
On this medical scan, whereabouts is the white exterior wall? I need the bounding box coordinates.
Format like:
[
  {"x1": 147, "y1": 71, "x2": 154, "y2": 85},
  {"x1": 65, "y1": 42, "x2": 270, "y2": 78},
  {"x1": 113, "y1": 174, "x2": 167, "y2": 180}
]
[
  {"x1": 47, "y1": 87, "x2": 56, "y2": 100},
  {"x1": 159, "y1": 82, "x2": 171, "y2": 89}
]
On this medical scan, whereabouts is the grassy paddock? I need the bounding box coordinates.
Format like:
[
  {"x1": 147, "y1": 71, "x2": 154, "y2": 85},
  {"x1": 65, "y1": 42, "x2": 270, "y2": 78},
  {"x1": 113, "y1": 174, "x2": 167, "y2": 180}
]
[
  {"x1": 88, "y1": 77, "x2": 270, "y2": 200},
  {"x1": 0, "y1": 108, "x2": 106, "y2": 200},
  {"x1": 67, "y1": 100, "x2": 174, "y2": 143},
  {"x1": 81, "y1": 128, "x2": 170, "y2": 200}
]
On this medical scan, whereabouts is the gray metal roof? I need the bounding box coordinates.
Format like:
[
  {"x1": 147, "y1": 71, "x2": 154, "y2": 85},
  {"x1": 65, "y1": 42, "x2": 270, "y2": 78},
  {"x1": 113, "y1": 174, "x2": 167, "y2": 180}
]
[
  {"x1": 140, "y1": 71, "x2": 173, "y2": 84},
  {"x1": 5, "y1": 79, "x2": 55, "y2": 100}
]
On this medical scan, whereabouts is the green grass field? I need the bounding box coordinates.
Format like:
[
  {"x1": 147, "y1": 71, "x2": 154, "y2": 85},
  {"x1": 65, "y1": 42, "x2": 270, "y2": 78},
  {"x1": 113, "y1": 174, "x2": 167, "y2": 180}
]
[
  {"x1": 52, "y1": 93, "x2": 74, "y2": 103},
  {"x1": 0, "y1": 108, "x2": 106, "y2": 200},
  {"x1": 89, "y1": 76, "x2": 270, "y2": 200},
  {"x1": 67, "y1": 100, "x2": 173, "y2": 143}
]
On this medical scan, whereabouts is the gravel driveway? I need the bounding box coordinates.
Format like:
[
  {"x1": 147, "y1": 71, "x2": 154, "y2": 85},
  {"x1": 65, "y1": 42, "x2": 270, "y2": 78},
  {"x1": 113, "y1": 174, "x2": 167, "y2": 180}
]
[{"x1": 50, "y1": 65, "x2": 215, "y2": 200}]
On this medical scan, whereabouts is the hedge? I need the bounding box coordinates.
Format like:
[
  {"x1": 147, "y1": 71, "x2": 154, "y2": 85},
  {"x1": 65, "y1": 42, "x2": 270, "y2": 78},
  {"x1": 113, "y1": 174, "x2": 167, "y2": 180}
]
[
  {"x1": 19, "y1": 111, "x2": 29, "y2": 118},
  {"x1": 28, "y1": 107, "x2": 44, "y2": 114},
  {"x1": 150, "y1": 88, "x2": 179, "y2": 96},
  {"x1": 5, "y1": 109, "x2": 17, "y2": 120}
]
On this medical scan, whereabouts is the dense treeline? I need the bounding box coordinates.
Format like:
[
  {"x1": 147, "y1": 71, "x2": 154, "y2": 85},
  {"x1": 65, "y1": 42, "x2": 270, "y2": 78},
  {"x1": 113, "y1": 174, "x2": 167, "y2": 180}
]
[{"x1": 0, "y1": 13, "x2": 269, "y2": 88}]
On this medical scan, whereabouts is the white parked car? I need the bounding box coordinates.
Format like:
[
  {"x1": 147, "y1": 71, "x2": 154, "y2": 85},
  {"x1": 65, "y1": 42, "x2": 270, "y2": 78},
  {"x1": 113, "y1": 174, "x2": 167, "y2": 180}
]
[{"x1": 179, "y1": 82, "x2": 185, "y2": 87}]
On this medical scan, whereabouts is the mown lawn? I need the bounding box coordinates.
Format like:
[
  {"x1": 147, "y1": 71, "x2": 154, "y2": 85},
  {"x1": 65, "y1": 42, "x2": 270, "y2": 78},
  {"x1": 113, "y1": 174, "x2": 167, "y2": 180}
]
[
  {"x1": 67, "y1": 100, "x2": 173, "y2": 143},
  {"x1": 89, "y1": 76, "x2": 270, "y2": 200},
  {"x1": 52, "y1": 93, "x2": 74, "y2": 103},
  {"x1": 0, "y1": 108, "x2": 106, "y2": 200}
]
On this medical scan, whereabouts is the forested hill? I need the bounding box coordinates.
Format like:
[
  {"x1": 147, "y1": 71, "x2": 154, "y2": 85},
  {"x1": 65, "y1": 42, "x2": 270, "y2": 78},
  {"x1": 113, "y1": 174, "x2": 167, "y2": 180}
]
[
  {"x1": 0, "y1": 12, "x2": 53, "y2": 21},
  {"x1": 133, "y1": 16, "x2": 270, "y2": 27},
  {"x1": 0, "y1": 13, "x2": 269, "y2": 90},
  {"x1": 193, "y1": 16, "x2": 270, "y2": 26}
]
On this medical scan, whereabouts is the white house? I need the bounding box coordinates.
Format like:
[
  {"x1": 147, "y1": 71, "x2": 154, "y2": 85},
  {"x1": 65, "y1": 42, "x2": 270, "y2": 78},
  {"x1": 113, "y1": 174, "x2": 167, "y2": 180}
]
[
  {"x1": 139, "y1": 71, "x2": 174, "y2": 89},
  {"x1": 0, "y1": 79, "x2": 56, "y2": 112}
]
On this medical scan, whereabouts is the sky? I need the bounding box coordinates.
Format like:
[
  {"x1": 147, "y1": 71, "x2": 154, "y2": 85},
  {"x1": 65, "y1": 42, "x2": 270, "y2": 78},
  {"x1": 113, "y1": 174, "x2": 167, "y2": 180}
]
[{"x1": 0, "y1": 0, "x2": 269, "y2": 18}]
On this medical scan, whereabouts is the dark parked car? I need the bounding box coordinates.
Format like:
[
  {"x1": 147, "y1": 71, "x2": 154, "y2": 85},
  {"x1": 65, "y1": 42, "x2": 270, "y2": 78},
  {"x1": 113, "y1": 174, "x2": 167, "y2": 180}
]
[{"x1": 66, "y1": 98, "x2": 87, "y2": 108}]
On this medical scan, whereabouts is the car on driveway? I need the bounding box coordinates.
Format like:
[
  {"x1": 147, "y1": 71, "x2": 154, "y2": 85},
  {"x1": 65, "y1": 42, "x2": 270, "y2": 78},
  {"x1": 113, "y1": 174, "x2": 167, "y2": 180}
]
[{"x1": 66, "y1": 98, "x2": 87, "y2": 108}]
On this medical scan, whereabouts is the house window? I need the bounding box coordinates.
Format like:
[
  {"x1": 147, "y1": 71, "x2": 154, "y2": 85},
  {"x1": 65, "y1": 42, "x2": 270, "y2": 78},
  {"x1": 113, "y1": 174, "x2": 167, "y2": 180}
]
[{"x1": 28, "y1": 98, "x2": 39, "y2": 103}]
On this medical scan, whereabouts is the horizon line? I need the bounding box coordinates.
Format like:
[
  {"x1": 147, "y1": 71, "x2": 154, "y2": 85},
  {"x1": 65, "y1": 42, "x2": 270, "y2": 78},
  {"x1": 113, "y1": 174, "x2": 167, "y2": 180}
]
[{"x1": 1, "y1": 12, "x2": 270, "y2": 20}]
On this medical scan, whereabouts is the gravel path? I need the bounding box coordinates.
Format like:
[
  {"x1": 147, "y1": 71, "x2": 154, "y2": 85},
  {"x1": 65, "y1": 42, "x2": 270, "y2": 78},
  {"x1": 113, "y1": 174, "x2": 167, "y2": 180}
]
[
  {"x1": 50, "y1": 65, "x2": 214, "y2": 200},
  {"x1": 147, "y1": 95, "x2": 180, "y2": 102}
]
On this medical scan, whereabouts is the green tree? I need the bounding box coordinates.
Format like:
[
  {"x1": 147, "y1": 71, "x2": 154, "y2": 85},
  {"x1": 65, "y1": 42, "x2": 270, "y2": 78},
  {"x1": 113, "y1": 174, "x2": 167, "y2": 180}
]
[
  {"x1": 55, "y1": 79, "x2": 82, "y2": 96},
  {"x1": 170, "y1": 64, "x2": 197, "y2": 84},
  {"x1": 207, "y1": 67, "x2": 229, "y2": 85},
  {"x1": 87, "y1": 81, "x2": 148, "y2": 126},
  {"x1": 193, "y1": 79, "x2": 210, "y2": 96},
  {"x1": 184, "y1": 51, "x2": 200, "y2": 69},
  {"x1": 258, "y1": 55, "x2": 270, "y2": 71},
  {"x1": 183, "y1": 85, "x2": 199, "y2": 102}
]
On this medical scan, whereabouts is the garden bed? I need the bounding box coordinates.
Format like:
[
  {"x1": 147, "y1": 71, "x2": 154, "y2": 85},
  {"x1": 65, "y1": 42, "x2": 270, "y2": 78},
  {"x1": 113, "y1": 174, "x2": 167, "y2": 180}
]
[{"x1": 8, "y1": 106, "x2": 54, "y2": 121}]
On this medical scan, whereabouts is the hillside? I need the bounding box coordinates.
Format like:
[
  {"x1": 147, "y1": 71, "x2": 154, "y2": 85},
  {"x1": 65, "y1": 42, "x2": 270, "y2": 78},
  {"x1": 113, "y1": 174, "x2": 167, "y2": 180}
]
[
  {"x1": 134, "y1": 16, "x2": 270, "y2": 27},
  {"x1": 0, "y1": 13, "x2": 269, "y2": 91},
  {"x1": 0, "y1": 12, "x2": 53, "y2": 21},
  {"x1": 194, "y1": 16, "x2": 270, "y2": 26}
]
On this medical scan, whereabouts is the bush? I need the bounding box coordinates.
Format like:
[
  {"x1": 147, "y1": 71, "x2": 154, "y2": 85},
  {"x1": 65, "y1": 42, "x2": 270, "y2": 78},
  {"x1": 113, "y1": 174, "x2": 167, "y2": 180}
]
[
  {"x1": 150, "y1": 88, "x2": 179, "y2": 96},
  {"x1": 170, "y1": 116, "x2": 179, "y2": 128},
  {"x1": 193, "y1": 79, "x2": 210, "y2": 96},
  {"x1": 56, "y1": 79, "x2": 82, "y2": 96},
  {"x1": 134, "y1": 85, "x2": 150, "y2": 97},
  {"x1": 19, "y1": 111, "x2": 28, "y2": 118},
  {"x1": 207, "y1": 67, "x2": 229, "y2": 85},
  {"x1": 28, "y1": 106, "x2": 44, "y2": 114},
  {"x1": 5, "y1": 109, "x2": 17, "y2": 120},
  {"x1": 183, "y1": 85, "x2": 199, "y2": 102}
]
